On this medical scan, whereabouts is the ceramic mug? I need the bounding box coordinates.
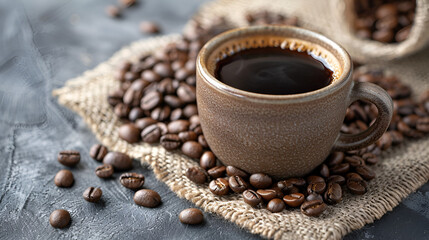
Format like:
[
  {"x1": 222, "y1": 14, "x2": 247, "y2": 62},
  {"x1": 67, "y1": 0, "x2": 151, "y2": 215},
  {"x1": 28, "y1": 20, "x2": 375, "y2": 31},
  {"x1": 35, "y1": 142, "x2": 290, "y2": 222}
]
[{"x1": 196, "y1": 26, "x2": 393, "y2": 179}]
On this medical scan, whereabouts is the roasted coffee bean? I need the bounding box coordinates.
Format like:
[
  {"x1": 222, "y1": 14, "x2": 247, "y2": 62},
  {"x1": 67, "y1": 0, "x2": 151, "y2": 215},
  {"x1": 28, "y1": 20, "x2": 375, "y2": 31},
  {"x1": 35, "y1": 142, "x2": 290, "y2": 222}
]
[
  {"x1": 135, "y1": 117, "x2": 157, "y2": 130},
  {"x1": 170, "y1": 108, "x2": 184, "y2": 121},
  {"x1": 300, "y1": 200, "x2": 327, "y2": 217},
  {"x1": 114, "y1": 103, "x2": 130, "y2": 119},
  {"x1": 58, "y1": 151, "x2": 80, "y2": 167},
  {"x1": 403, "y1": 114, "x2": 419, "y2": 128},
  {"x1": 141, "y1": 91, "x2": 162, "y2": 110},
  {"x1": 54, "y1": 170, "x2": 74, "y2": 188},
  {"x1": 207, "y1": 166, "x2": 226, "y2": 179},
  {"x1": 151, "y1": 105, "x2": 171, "y2": 121},
  {"x1": 327, "y1": 175, "x2": 346, "y2": 185},
  {"x1": 141, "y1": 124, "x2": 162, "y2": 143},
  {"x1": 267, "y1": 198, "x2": 285, "y2": 213},
  {"x1": 120, "y1": 172, "x2": 145, "y2": 189},
  {"x1": 346, "y1": 173, "x2": 367, "y2": 195},
  {"x1": 398, "y1": 121, "x2": 423, "y2": 138},
  {"x1": 362, "y1": 152, "x2": 378, "y2": 165},
  {"x1": 120, "y1": 0, "x2": 136, "y2": 7},
  {"x1": 324, "y1": 182, "x2": 342, "y2": 204},
  {"x1": 307, "y1": 181, "x2": 326, "y2": 195},
  {"x1": 107, "y1": 90, "x2": 124, "y2": 107},
  {"x1": 140, "y1": 21, "x2": 160, "y2": 34},
  {"x1": 123, "y1": 87, "x2": 144, "y2": 107},
  {"x1": 179, "y1": 208, "x2": 204, "y2": 225},
  {"x1": 189, "y1": 123, "x2": 202, "y2": 135},
  {"x1": 158, "y1": 78, "x2": 175, "y2": 94},
  {"x1": 186, "y1": 167, "x2": 208, "y2": 184},
  {"x1": 103, "y1": 152, "x2": 132, "y2": 171},
  {"x1": 283, "y1": 193, "x2": 305, "y2": 207},
  {"x1": 257, "y1": 189, "x2": 278, "y2": 202},
  {"x1": 167, "y1": 120, "x2": 190, "y2": 134},
  {"x1": 327, "y1": 152, "x2": 344, "y2": 166},
  {"x1": 276, "y1": 180, "x2": 293, "y2": 193},
  {"x1": 209, "y1": 178, "x2": 229, "y2": 196},
  {"x1": 330, "y1": 163, "x2": 350, "y2": 175},
  {"x1": 128, "y1": 107, "x2": 145, "y2": 121},
  {"x1": 307, "y1": 175, "x2": 324, "y2": 184},
  {"x1": 373, "y1": 29, "x2": 394, "y2": 43},
  {"x1": 83, "y1": 187, "x2": 102, "y2": 203},
  {"x1": 184, "y1": 105, "x2": 199, "y2": 118},
  {"x1": 118, "y1": 123, "x2": 141, "y2": 143},
  {"x1": 141, "y1": 70, "x2": 161, "y2": 83},
  {"x1": 153, "y1": 63, "x2": 173, "y2": 78},
  {"x1": 199, "y1": 151, "x2": 216, "y2": 170},
  {"x1": 249, "y1": 173, "x2": 272, "y2": 189},
  {"x1": 156, "y1": 122, "x2": 168, "y2": 135},
  {"x1": 319, "y1": 164, "x2": 329, "y2": 178},
  {"x1": 355, "y1": 165, "x2": 376, "y2": 180},
  {"x1": 164, "y1": 95, "x2": 183, "y2": 108},
  {"x1": 95, "y1": 164, "x2": 114, "y2": 178},
  {"x1": 49, "y1": 209, "x2": 71, "y2": 228},
  {"x1": 181, "y1": 141, "x2": 203, "y2": 159},
  {"x1": 177, "y1": 84, "x2": 196, "y2": 103},
  {"x1": 229, "y1": 176, "x2": 249, "y2": 193},
  {"x1": 106, "y1": 5, "x2": 121, "y2": 18},
  {"x1": 178, "y1": 131, "x2": 198, "y2": 142},
  {"x1": 134, "y1": 189, "x2": 161, "y2": 208},
  {"x1": 160, "y1": 134, "x2": 181, "y2": 150},
  {"x1": 344, "y1": 156, "x2": 365, "y2": 167},
  {"x1": 416, "y1": 117, "x2": 429, "y2": 133},
  {"x1": 306, "y1": 193, "x2": 323, "y2": 202},
  {"x1": 242, "y1": 190, "x2": 262, "y2": 207},
  {"x1": 226, "y1": 166, "x2": 249, "y2": 178},
  {"x1": 198, "y1": 135, "x2": 209, "y2": 148}
]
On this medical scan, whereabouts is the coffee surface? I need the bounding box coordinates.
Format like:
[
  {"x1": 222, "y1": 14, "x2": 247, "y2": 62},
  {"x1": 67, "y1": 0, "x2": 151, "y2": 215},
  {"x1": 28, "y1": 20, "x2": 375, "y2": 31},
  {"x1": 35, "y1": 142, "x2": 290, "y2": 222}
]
[{"x1": 215, "y1": 47, "x2": 333, "y2": 95}]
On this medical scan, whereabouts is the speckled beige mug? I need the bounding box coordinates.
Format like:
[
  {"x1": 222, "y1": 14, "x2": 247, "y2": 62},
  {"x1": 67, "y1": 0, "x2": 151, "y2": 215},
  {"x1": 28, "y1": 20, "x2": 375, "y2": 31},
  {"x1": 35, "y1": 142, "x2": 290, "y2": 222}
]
[{"x1": 196, "y1": 26, "x2": 393, "y2": 179}]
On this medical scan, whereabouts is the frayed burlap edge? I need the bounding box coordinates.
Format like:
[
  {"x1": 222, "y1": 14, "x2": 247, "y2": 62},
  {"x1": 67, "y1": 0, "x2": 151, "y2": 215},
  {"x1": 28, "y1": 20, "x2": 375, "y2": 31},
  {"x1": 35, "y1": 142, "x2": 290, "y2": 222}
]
[{"x1": 53, "y1": 33, "x2": 429, "y2": 240}]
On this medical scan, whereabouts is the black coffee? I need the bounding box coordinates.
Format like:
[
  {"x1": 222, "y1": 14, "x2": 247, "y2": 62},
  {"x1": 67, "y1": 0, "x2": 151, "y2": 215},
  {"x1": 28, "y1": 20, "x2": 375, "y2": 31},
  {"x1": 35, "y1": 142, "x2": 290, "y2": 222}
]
[{"x1": 215, "y1": 47, "x2": 334, "y2": 95}]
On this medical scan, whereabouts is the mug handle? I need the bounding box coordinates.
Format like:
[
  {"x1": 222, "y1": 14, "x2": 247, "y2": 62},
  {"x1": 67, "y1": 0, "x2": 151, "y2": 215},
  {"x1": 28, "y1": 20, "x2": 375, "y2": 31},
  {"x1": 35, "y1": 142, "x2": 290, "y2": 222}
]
[{"x1": 332, "y1": 81, "x2": 393, "y2": 152}]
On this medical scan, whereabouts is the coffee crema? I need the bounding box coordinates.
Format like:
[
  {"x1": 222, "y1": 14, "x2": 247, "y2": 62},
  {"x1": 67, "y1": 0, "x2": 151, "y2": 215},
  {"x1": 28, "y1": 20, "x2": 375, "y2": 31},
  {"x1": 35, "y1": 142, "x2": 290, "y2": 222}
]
[{"x1": 215, "y1": 46, "x2": 334, "y2": 95}]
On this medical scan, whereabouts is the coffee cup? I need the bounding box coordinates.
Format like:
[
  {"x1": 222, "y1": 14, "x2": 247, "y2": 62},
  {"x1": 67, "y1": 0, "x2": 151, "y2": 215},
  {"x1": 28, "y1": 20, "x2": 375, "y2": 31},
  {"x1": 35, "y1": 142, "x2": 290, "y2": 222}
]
[{"x1": 196, "y1": 26, "x2": 393, "y2": 179}]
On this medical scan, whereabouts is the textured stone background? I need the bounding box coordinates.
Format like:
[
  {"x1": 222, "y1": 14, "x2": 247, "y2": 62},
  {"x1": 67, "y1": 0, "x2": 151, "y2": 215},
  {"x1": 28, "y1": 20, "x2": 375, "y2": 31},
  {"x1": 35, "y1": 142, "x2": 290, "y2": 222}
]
[{"x1": 0, "y1": 0, "x2": 428, "y2": 239}]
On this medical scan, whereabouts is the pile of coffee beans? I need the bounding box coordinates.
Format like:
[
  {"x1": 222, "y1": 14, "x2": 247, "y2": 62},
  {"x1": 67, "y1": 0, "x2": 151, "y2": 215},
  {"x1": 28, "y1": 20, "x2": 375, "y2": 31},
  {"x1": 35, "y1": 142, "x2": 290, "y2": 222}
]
[
  {"x1": 107, "y1": 9, "x2": 429, "y2": 217},
  {"x1": 245, "y1": 10, "x2": 299, "y2": 26},
  {"x1": 353, "y1": 0, "x2": 416, "y2": 43}
]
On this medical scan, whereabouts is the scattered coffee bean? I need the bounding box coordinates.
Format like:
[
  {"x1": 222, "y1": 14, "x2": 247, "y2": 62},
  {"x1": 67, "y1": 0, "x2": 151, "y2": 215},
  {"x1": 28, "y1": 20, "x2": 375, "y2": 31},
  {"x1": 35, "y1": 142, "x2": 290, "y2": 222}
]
[
  {"x1": 186, "y1": 167, "x2": 208, "y2": 184},
  {"x1": 327, "y1": 175, "x2": 346, "y2": 185},
  {"x1": 119, "y1": 0, "x2": 136, "y2": 7},
  {"x1": 242, "y1": 189, "x2": 262, "y2": 207},
  {"x1": 49, "y1": 209, "x2": 71, "y2": 228},
  {"x1": 178, "y1": 131, "x2": 197, "y2": 142},
  {"x1": 140, "y1": 21, "x2": 160, "y2": 34},
  {"x1": 134, "y1": 189, "x2": 161, "y2": 208},
  {"x1": 135, "y1": 117, "x2": 157, "y2": 130},
  {"x1": 209, "y1": 178, "x2": 229, "y2": 196},
  {"x1": 179, "y1": 208, "x2": 204, "y2": 225},
  {"x1": 181, "y1": 141, "x2": 203, "y2": 159},
  {"x1": 160, "y1": 134, "x2": 181, "y2": 150},
  {"x1": 199, "y1": 151, "x2": 216, "y2": 170},
  {"x1": 327, "y1": 152, "x2": 344, "y2": 166},
  {"x1": 119, "y1": 123, "x2": 141, "y2": 143},
  {"x1": 141, "y1": 124, "x2": 162, "y2": 143},
  {"x1": 57, "y1": 151, "x2": 80, "y2": 167},
  {"x1": 95, "y1": 164, "x2": 114, "y2": 178},
  {"x1": 54, "y1": 170, "x2": 74, "y2": 188},
  {"x1": 267, "y1": 198, "x2": 285, "y2": 213},
  {"x1": 207, "y1": 166, "x2": 226, "y2": 179},
  {"x1": 347, "y1": 173, "x2": 367, "y2": 195},
  {"x1": 249, "y1": 173, "x2": 272, "y2": 189},
  {"x1": 319, "y1": 164, "x2": 330, "y2": 178},
  {"x1": 83, "y1": 187, "x2": 102, "y2": 203},
  {"x1": 226, "y1": 166, "x2": 249, "y2": 178},
  {"x1": 324, "y1": 182, "x2": 342, "y2": 204},
  {"x1": 301, "y1": 199, "x2": 327, "y2": 217},
  {"x1": 283, "y1": 193, "x2": 305, "y2": 207},
  {"x1": 106, "y1": 5, "x2": 121, "y2": 18},
  {"x1": 330, "y1": 163, "x2": 350, "y2": 175},
  {"x1": 257, "y1": 189, "x2": 278, "y2": 202},
  {"x1": 103, "y1": 152, "x2": 132, "y2": 171},
  {"x1": 120, "y1": 172, "x2": 145, "y2": 189},
  {"x1": 90, "y1": 144, "x2": 108, "y2": 162},
  {"x1": 355, "y1": 165, "x2": 376, "y2": 180},
  {"x1": 229, "y1": 176, "x2": 248, "y2": 193},
  {"x1": 167, "y1": 120, "x2": 190, "y2": 134}
]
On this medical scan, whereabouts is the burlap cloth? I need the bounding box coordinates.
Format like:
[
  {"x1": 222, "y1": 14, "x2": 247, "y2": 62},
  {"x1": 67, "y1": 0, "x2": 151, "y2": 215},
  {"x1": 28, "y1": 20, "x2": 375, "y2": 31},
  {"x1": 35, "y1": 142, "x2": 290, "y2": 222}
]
[{"x1": 53, "y1": 1, "x2": 429, "y2": 239}]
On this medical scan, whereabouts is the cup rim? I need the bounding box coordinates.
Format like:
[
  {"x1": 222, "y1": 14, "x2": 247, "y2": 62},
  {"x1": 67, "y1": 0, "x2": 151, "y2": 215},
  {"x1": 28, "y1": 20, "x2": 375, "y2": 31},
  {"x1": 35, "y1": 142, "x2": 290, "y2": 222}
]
[{"x1": 197, "y1": 25, "x2": 352, "y2": 103}]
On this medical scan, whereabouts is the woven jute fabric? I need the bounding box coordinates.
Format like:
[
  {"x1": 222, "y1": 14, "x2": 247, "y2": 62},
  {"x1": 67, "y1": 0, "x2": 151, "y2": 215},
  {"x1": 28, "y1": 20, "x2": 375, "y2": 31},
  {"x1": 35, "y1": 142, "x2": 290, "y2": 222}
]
[{"x1": 53, "y1": 1, "x2": 429, "y2": 239}]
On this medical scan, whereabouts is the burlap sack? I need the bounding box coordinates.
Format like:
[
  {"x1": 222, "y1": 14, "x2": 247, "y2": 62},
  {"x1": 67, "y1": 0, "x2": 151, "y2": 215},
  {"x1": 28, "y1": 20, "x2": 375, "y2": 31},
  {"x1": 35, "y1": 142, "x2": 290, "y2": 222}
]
[
  {"x1": 186, "y1": 0, "x2": 429, "y2": 63},
  {"x1": 53, "y1": 1, "x2": 429, "y2": 239}
]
